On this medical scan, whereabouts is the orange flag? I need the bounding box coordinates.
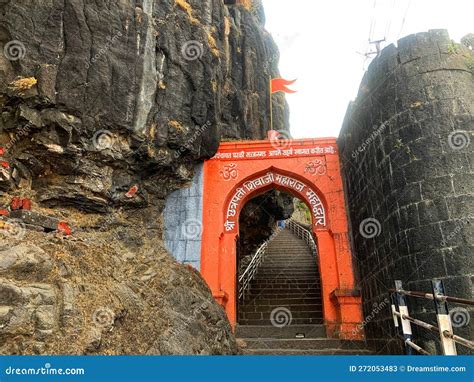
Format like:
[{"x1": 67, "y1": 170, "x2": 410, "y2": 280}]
[{"x1": 271, "y1": 78, "x2": 297, "y2": 94}]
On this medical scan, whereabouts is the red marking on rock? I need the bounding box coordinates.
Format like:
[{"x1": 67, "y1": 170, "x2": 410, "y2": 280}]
[
  {"x1": 10, "y1": 197, "x2": 23, "y2": 211},
  {"x1": 57, "y1": 221, "x2": 72, "y2": 236},
  {"x1": 0, "y1": 147, "x2": 5, "y2": 156},
  {"x1": 0, "y1": 209, "x2": 9, "y2": 216},
  {"x1": 21, "y1": 198, "x2": 32, "y2": 210},
  {"x1": 0, "y1": 161, "x2": 9, "y2": 168},
  {"x1": 125, "y1": 185, "x2": 139, "y2": 198}
]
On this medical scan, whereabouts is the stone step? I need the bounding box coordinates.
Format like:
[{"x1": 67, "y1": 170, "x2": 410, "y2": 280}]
[
  {"x1": 268, "y1": 249, "x2": 311, "y2": 251},
  {"x1": 238, "y1": 317, "x2": 324, "y2": 325},
  {"x1": 254, "y1": 275, "x2": 318, "y2": 280},
  {"x1": 254, "y1": 275, "x2": 319, "y2": 280},
  {"x1": 239, "y1": 303, "x2": 322, "y2": 313},
  {"x1": 260, "y1": 261, "x2": 316, "y2": 264},
  {"x1": 252, "y1": 276, "x2": 320, "y2": 281},
  {"x1": 242, "y1": 349, "x2": 373, "y2": 355},
  {"x1": 267, "y1": 249, "x2": 312, "y2": 251},
  {"x1": 238, "y1": 310, "x2": 323, "y2": 320},
  {"x1": 252, "y1": 277, "x2": 320, "y2": 282},
  {"x1": 265, "y1": 249, "x2": 313, "y2": 252},
  {"x1": 248, "y1": 288, "x2": 321, "y2": 295},
  {"x1": 254, "y1": 273, "x2": 319, "y2": 277},
  {"x1": 265, "y1": 253, "x2": 313, "y2": 256},
  {"x1": 265, "y1": 259, "x2": 313, "y2": 262},
  {"x1": 257, "y1": 270, "x2": 318, "y2": 273},
  {"x1": 252, "y1": 280, "x2": 320, "y2": 285},
  {"x1": 263, "y1": 256, "x2": 314, "y2": 260},
  {"x1": 244, "y1": 294, "x2": 321, "y2": 302},
  {"x1": 259, "y1": 265, "x2": 317, "y2": 269},
  {"x1": 240, "y1": 338, "x2": 366, "y2": 350},
  {"x1": 235, "y1": 324, "x2": 326, "y2": 339},
  {"x1": 252, "y1": 276, "x2": 319, "y2": 285},
  {"x1": 244, "y1": 295, "x2": 322, "y2": 304},
  {"x1": 245, "y1": 291, "x2": 321, "y2": 298},
  {"x1": 256, "y1": 268, "x2": 318, "y2": 272}
]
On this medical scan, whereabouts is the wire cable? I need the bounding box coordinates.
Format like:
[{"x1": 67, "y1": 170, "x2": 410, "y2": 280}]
[{"x1": 397, "y1": 0, "x2": 412, "y2": 40}]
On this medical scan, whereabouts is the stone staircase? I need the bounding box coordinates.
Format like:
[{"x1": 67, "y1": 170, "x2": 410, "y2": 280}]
[{"x1": 236, "y1": 227, "x2": 371, "y2": 355}]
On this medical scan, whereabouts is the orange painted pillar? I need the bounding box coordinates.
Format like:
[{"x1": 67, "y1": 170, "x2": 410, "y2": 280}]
[
  {"x1": 314, "y1": 230, "x2": 339, "y2": 337},
  {"x1": 219, "y1": 233, "x2": 237, "y2": 325}
]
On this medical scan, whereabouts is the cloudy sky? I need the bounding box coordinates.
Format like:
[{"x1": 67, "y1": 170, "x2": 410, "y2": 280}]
[{"x1": 262, "y1": 0, "x2": 473, "y2": 138}]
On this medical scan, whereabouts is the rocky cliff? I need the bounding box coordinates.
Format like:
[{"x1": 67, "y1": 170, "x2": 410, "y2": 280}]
[{"x1": 0, "y1": 0, "x2": 288, "y2": 354}]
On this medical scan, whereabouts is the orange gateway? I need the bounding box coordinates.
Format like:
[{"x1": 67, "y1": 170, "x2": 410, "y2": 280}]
[{"x1": 200, "y1": 137, "x2": 364, "y2": 339}]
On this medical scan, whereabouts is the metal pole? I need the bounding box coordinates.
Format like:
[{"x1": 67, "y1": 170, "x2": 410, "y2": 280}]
[
  {"x1": 390, "y1": 293, "x2": 400, "y2": 330},
  {"x1": 387, "y1": 288, "x2": 474, "y2": 306},
  {"x1": 395, "y1": 280, "x2": 413, "y2": 355},
  {"x1": 431, "y1": 279, "x2": 457, "y2": 355},
  {"x1": 405, "y1": 339, "x2": 430, "y2": 355},
  {"x1": 269, "y1": 76, "x2": 273, "y2": 132}
]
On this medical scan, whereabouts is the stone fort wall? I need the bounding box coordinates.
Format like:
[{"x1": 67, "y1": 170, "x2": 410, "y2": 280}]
[{"x1": 338, "y1": 30, "x2": 473, "y2": 354}]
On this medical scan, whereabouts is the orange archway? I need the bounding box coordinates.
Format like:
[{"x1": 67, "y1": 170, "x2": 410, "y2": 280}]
[{"x1": 200, "y1": 138, "x2": 364, "y2": 339}]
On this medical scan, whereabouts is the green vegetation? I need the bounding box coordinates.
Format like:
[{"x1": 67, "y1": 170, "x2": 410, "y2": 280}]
[
  {"x1": 294, "y1": 199, "x2": 311, "y2": 225},
  {"x1": 447, "y1": 40, "x2": 460, "y2": 55},
  {"x1": 465, "y1": 56, "x2": 474, "y2": 73}
]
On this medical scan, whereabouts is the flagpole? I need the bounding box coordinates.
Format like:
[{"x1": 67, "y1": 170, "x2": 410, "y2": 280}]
[{"x1": 269, "y1": 76, "x2": 273, "y2": 132}]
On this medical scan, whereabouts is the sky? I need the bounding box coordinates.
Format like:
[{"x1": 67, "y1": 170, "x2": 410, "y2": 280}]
[{"x1": 262, "y1": 0, "x2": 473, "y2": 138}]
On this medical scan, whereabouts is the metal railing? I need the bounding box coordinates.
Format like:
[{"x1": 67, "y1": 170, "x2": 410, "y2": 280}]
[
  {"x1": 389, "y1": 279, "x2": 474, "y2": 355},
  {"x1": 238, "y1": 241, "x2": 268, "y2": 301},
  {"x1": 287, "y1": 219, "x2": 317, "y2": 258}
]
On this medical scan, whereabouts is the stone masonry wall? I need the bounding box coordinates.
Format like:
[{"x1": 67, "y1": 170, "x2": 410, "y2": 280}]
[
  {"x1": 164, "y1": 164, "x2": 204, "y2": 270},
  {"x1": 338, "y1": 30, "x2": 473, "y2": 354}
]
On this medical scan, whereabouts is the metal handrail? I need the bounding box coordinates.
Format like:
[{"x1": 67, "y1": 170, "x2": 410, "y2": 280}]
[
  {"x1": 393, "y1": 311, "x2": 474, "y2": 350},
  {"x1": 388, "y1": 288, "x2": 474, "y2": 306},
  {"x1": 287, "y1": 219, "x2": 317, "y2": 257},
  {"x1": 238, "y1": 241, "x2": 268, "y2": 300},
  {"x1": 390, "y1": 279, "x2": 474, "y2": 355}
]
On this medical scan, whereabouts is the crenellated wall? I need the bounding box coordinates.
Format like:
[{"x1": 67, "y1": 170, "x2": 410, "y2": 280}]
[{"x1": 338, "y1": 30, "x2": 474, "y2": 354}]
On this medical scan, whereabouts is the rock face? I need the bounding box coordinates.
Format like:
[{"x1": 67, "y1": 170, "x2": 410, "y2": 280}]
[
  {"x1": 339, "y1": 30, "x2": 473, "y2": 354},
  {"x1": 0, "y1": 0, "x2": 288, "y2": 354},
  {"x1": 0, "y1": 0, "x2": 289, "y2": 208},
  {"x1": 0, "y1": 231, "x2": 237, "y2": 355}
]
